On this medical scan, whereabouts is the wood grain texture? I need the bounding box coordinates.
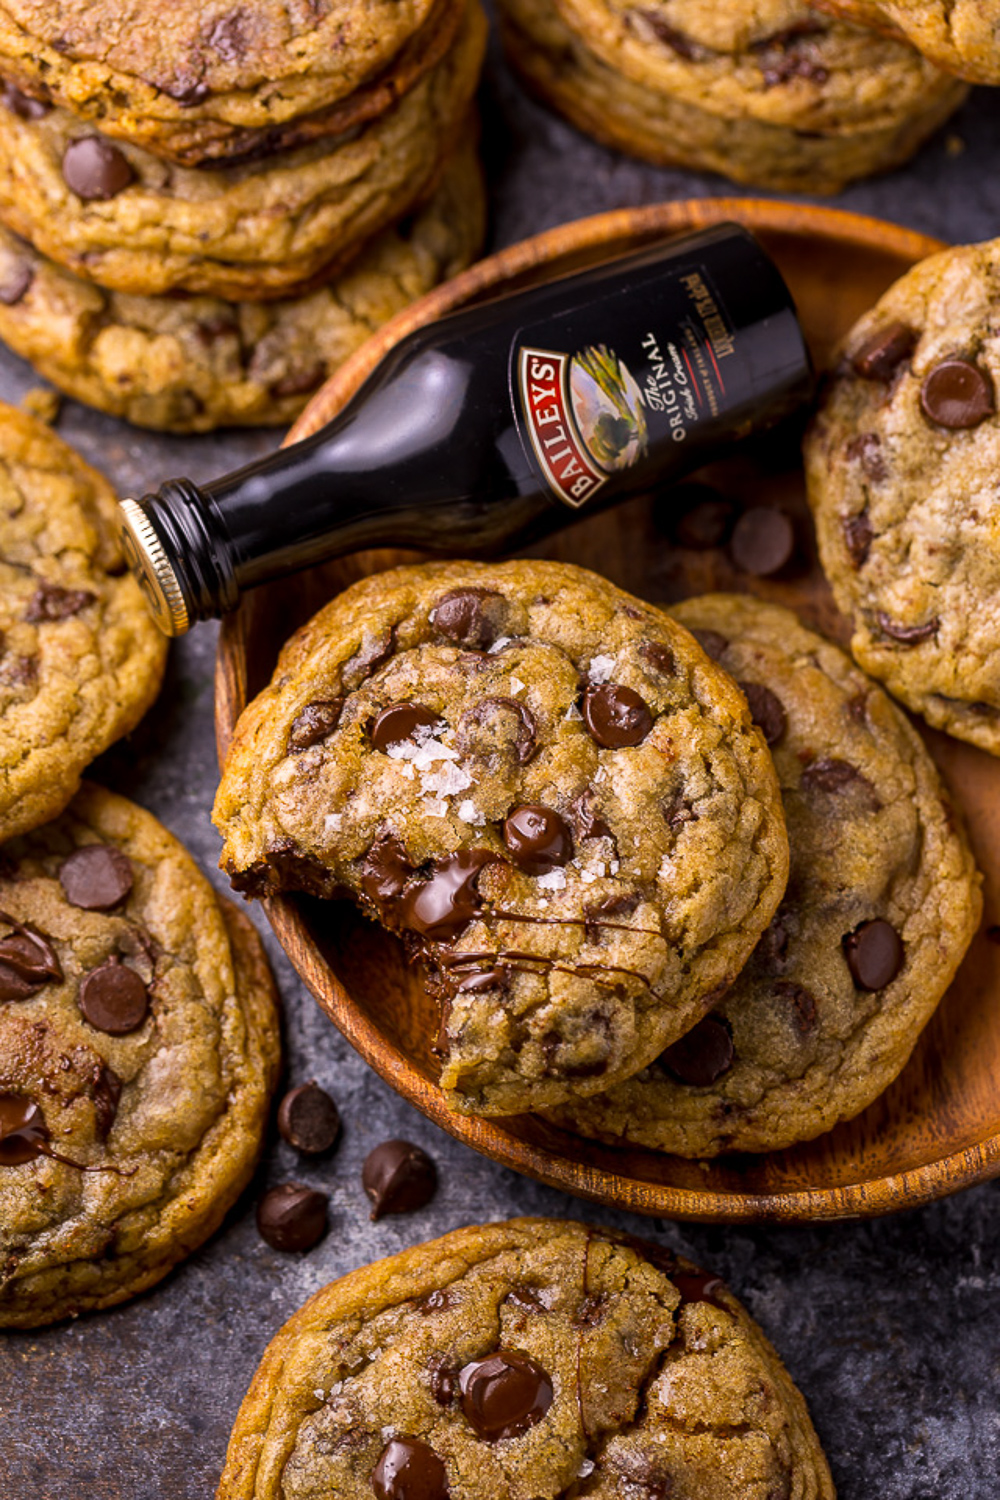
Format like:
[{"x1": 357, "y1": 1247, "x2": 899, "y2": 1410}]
[{"x1": 215, "y1": 198, "x2": 1000, "y2": 1222}]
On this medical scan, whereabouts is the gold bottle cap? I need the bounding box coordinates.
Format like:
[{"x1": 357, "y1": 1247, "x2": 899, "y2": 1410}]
[{"x1": 117, "y1": 498, "x2": 190, "y2": 637}]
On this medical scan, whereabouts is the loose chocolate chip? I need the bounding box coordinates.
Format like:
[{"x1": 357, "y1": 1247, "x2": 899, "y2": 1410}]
[
  {"x1": 277, "y1": 1081, "x2": 340, "y2": 1155},
  {"x1": 370, "y1": 702, "x2": 443, "y2": 753},
  {"x1": 287, "y1": 698, "x2": 344, "y2": 751},
  {"x1": 739, "y1": 682, "x2": 786, "y2": 746},
  {"x1": 503, "y1": 805, "x2": 573, "y2": 875},
  {"x1": 362, "y1": 835, "x2": 414, "y2": 907},
  {"x1": 0, "y1": 81, "x2": 50, "y2": 119},
  {"x1": 876, "y1": 612, "x2": 939, "y2": 645},
  {"x1": 459, "y1": 697, "x2": 537, "y2": 765},
  {"x1": 920, "y1": 358, "x2": 995, "y2": 430},
  {"x1": 0, "y1": 259, "x2": 32, "y2": 305},
  {"x1": 0, "y1": 913, "x2": 62, "y2": 1001},
  {"x1": 362, "y1": 1139, "x2": 437, "y2": 1220},
  {"x1": 773, "y1": 980, "x2": 818, "y2": 1034},
  {"x1": 91, "y1": 1064, "x2": 122, "y2": 1140},
  {"x1": 0, "y1": 1093, "x2": 49, "y2": 1165},
  {"x1": 78, "y1": 957, "x2": 148, "y2": 1035},
  {"x1": 583, "y1": 683, "x2": 653, "y2": 748},
  {"x1": 25, "y1": 583, "x2": 96, "y2": 622},
  {"x1": 842, "y1": 509, "x2": 874, "y2": 567},
  {"x1": 255, "y1": 1182, "x2": 328, "y2": 1252},
  {"x1": 690, "y1": 628, "x2": 728, "y2": 661},
  {"x1": 639, "y1": 640, "x2": 675, "y2": 676},
  {"x1": 459, "y1": 1350, "x2": 553, "y2": 1441},
  {"x1": 800, "y1": 757, "x2": 867, "y2": 796},
  {"x1": 399, "y1": 851, "x2": 495, "y2": 942},
  {"x1": 568, "y1": 789, "x2": 613, "y2": 844},
  {"x1": 659, "y1": 1014, "x2": 734, "y2": 1086},
  {"x1": 62, "y1": 136, "x2": 135, "y2": 201},
  {"x1": 372, "y1": 1438, "x2": 449, "y2": 1500},
  {"x1": 59, "y1": 845, "x2": 133, "y2": 910},
  {"x1": 431, "y1": 588, "x2": 506, "y2": 650},
  {"x1": 843, "y1": 918, "x2": 904, "y2": 991},
  {"x1": 729, "y1": 507, "x2": 795, "y2": 576},
  {"x1": 668, "y1": 484, "x2": 736, "y2": 550},
  {"x1": 845, "y1": 432, "x2": 886, "y2": 483},
  {"x1": 672, "y1": 1267, "x2": 727, "y2": 1310},
  {"x1": 851, "y1": 322, "x2": 916, "y2": 381}
]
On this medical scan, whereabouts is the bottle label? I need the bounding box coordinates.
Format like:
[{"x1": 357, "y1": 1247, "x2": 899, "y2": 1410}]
[{"x1": 512, "y1": 263, "x2": 742, "y2": 509}]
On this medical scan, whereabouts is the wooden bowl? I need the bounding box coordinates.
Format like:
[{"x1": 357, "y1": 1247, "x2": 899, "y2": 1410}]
[{"x1": 216, "y1": 198, "x2": 1000, "y2": 1222}]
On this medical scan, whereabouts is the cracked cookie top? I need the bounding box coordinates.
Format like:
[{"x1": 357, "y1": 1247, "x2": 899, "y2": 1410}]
[
  {"x1": 551, "y1": 0, "x2": 962, "y2": 132},
  {"x1": 808, "y1": 0, "x2": 1000, "y2": 85},
  {"x1": 0, "y1": 783, "x2": 280, "y2": 1327},
  {"x1": 0, "y1": 401, "x2": 166, "y2": 842},
  {"x1": 0, "y1": 0, "x2": 461, "y2": 165},
  {"x1": 548, "y1": 595, "x2": 981, "y2": 1157},
  {"x1": 0, "y1": 1, "x2": 485, "y2": 302},
  {"x1": 217, "y1": 1217, "x2": 835, "y2": 1500},
  {"x1": 804, "y1": 238, "x2": 1000, "y2": 756},
  {"x1": 214, "y1": 560, "x2": 788, "y2": 1117}
]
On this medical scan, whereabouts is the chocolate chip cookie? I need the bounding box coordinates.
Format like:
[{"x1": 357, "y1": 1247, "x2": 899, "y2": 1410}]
[
  {"x1": 809, "y1": 0, "x2": 1000, "y2": 84},
  {"x1": 0, "y1": 783, "x2": 281, "y2": 1327},
  {"x1": 548, "y1": 595, "x2": 981, "y2": 1157},
  {"x1": 214, "y1": 560, "x2": 789, "y2": 1117},
  {"x1": 0, "y1": 0, "x2": 486, "y2": 301},
  {"x1": 0, "y1": 0, "x2": 462, "y2": 166},
  {"x1": 217, "y1": 1217, "x2": 835, "y2": 1500},
  {"x1": 498, "y1": 0, "x2": 965, "y2": 192},
  {"x1": 804, "y1": 238, "x2": 1000, "y2": 755},
  {"x1": 0, "y1": 138, "x2": 484, "y2": 432},
  {"x1": 0, "y1": 403, "x2": 166, "y2": 842}
]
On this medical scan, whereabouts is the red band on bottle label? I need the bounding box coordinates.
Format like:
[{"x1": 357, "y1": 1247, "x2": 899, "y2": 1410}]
[{"x1": 516, "y1": 347, "x2": 609, "y2": 509}]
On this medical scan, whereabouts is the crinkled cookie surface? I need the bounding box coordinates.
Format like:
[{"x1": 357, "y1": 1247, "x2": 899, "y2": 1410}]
[
  {"x1": 215, "y1": 560, "x2": 788, "y2": 1116},
  {"x1": 216, "y1": 1217, "x2": 835, "y2": 1500},
  {"x1": 549, "y1": 595, "x2": 981, "y2": 1156}
]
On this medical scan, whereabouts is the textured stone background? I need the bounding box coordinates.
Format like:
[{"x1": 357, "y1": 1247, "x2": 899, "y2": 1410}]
[{"x1": 2, "y1": 15, "x2": 1000, "y2": 1499}]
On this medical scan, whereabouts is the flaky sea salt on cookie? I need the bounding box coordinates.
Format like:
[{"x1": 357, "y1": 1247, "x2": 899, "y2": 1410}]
[{"x1": 214, "y1": 559, "x2": 788, "y2": 1116}]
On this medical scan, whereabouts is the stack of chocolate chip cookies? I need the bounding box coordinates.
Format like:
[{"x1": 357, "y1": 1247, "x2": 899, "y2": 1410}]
[
  {"x1": 0, "y1": 401, "x2": 281, "y2": 1325},
  {"x1": 0, "y1": 0, "x2": 488, "y2": 430},
  {"x1": 496, "y1": 0, "x2": 970, "y2": 191},
  {"x1": 214, "y1": 556, "x2": 981, "y2": 1156}
]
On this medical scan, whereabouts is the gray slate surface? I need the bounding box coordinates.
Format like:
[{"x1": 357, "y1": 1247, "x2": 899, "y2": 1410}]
[{"x1": 2, "y1": 18, "x2": 1000, "y2": 1499}]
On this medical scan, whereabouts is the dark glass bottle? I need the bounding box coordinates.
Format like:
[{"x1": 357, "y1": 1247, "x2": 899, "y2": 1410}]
[{"x1": 118, "y1": 223, "x2": 812, "y2": 634}]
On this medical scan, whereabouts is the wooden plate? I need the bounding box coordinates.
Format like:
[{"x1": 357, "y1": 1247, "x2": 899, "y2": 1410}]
[{"x1": 215, "y1": 198, "x2": 1000, "y2": 1222}]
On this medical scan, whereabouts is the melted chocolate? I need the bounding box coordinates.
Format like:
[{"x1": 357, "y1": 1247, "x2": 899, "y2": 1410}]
[
  {"x1": 78, "y1": 957, "x2": 149, "y2": 1035},
  {"x1": 362, "y1": 835, "x2": 414, "y2": 906},
  {"x1": 842, "y1": 509, "x2": 874, "y2": 567},
  {"x1": 582, "y1": 683, "x2": 653, "y2": 749},
  {"x1": 876, "y1": 613, "x2": 939, "y2": 645},
  {"x1": 62, "y1": 136, "x2": 136, "y2": 200},
  {"x1": 920, "y1": 357, "x2": 995, "y2": 429},
  {"x1": 0, "y1": 1093, "x2": 50, "y2": 1165},
  {"x1": 431, "y1": 587, "x2": 506, "y2": 649},
  {"x1": 287, "y1": 698, "x2": 344, "y2": 750},
  {"x1": 843, "y1": 918, "x2": 904, "y2": 991},
  {"x1": 372, "y1": 1438, "x2": 449, "y2": 1500},
  {"x1": 459, "y1": 696, "x2": 537, "y2": 764},
  {"x1": 851, "y1": 321, "x2": 916, "y2": 381},
  {"x1": 59, "y1": 844, "x2": 133, "y2": 911},
  {"x1": 739, "y1": 682, "x2": 786, "y2": 746},
  {"x1": 502, "y1": 805, "x2": 573, "y2": 874},
  {"x1": 459, "y1": 1350, "x2": 553, "y2": 1440},
  {"x1": 0, "y1": 912, "x2": 62, "y2": 1002},
  {"x1": 399, "y1": 851, "x2": 495, "y2": 941},
  {"x1": 659, "y1": 1013, "x2": 734, "y2": 1086},
  {"x1": 370, "y1": 702, "x2": 443, "y2": 753}
]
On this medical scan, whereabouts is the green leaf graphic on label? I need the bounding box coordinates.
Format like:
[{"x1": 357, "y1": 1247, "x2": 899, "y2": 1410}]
[{"x1": 571, "y1": 345, "x2": 649, "y2": 472}]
